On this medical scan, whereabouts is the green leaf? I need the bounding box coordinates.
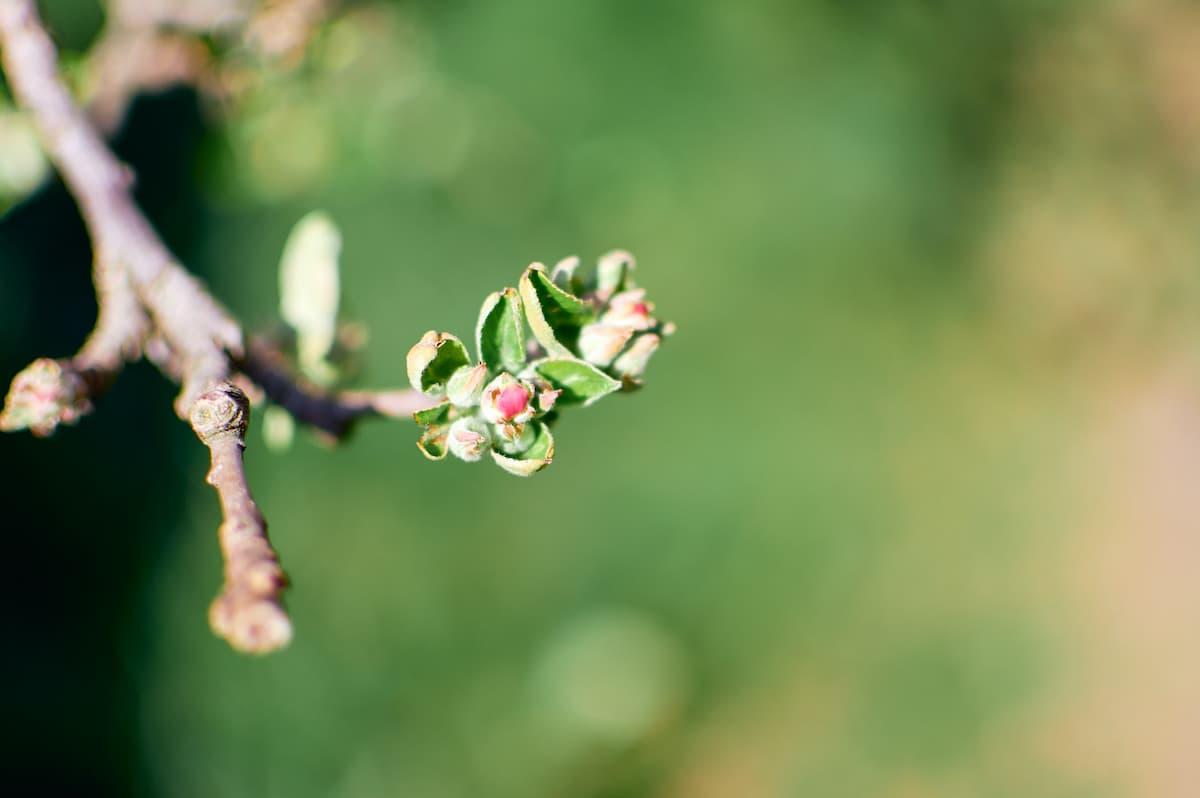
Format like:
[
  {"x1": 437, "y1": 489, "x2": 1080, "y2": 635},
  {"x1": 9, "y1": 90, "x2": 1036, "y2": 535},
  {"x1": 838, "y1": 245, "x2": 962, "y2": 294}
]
[
  {"x1": 490, "y1": 421, "x2": 554, "y2": 476},
  {"x1": 412, "y1": 400, "x2": 451, "y2": 427},
  {"x1": 476, "y1": 287, "x2": 526, "y2": 373},
  {"x1": 406, "y1": 331, "x2": 471, "y2": 395},
  {"x1": 519, "y1": 264, "x2": 594, "y2": 356},
  {"x1": 416, "y1": 425, "x2": 449, "y2": 460},
  {"x1": 528, "y1": 357, "x2": 621, "y2": 406},
  {"x1": 279, "y1": 211, "x2": 341, "y2": 382}
]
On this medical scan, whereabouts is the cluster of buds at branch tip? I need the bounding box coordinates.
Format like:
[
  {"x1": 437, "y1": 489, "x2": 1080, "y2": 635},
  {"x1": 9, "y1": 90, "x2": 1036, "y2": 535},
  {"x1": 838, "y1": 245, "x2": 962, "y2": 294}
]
[
  {"x1": 0, "y1": 358, "x2": 92, "y2": 437},
  {"x1": 406, "y1": 250, "x2": 673, "y2": 476}
]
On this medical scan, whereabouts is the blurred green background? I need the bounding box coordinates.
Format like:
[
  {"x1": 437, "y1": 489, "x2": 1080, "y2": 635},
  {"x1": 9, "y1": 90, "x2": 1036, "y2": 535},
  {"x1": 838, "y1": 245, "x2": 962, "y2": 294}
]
[{"x1": 9, "y1": 0, "x2": 1200, "y2": 796}]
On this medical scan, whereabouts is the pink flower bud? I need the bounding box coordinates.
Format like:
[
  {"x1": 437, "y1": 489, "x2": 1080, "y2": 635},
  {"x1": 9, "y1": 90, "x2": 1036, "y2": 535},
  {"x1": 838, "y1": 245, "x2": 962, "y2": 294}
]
[
  {"x1": 601, "y1": 289, "x2": 655, "y2": 331},
  {"x1": 498, "y1": 383, "x2": 530, "y2": 418},
  {"x1": 480, "y1": 373, "x2": 536, "y2": 426},
  {"x1": 578, "y1": 322, "x2": 634, "y2": 367}
]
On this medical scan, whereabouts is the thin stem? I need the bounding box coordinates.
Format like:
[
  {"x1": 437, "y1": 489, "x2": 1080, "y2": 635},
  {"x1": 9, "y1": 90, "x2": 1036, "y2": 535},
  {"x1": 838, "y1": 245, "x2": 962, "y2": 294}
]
[{"x1": 238, "y1": 337, "x2": 431, "y2": 440}]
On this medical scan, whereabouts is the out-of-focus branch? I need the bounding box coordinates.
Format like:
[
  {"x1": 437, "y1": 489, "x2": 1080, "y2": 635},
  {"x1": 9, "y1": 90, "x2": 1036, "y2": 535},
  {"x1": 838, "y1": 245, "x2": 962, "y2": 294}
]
[
  {"x1": 0, "y1": 0, "x2": 421, "y2": 654},
  {"x1": 0, "y1": 0, "x2": 243, "y2": 415},
  {"x1": 239, "y1": 337, "x2": 431, "y2": 440},
  {"x1": 85, "y1": 0, "x2": 337, "y2": 133},
  {"x1": 190, "y1": 384, "x2": 291, "y2": 653},
  {"x1": 0, "y1": 0, "x2": 271, "y2": 651},
  {"x1": 0, "y1": 255, "x2": 147, "y2": 435}
]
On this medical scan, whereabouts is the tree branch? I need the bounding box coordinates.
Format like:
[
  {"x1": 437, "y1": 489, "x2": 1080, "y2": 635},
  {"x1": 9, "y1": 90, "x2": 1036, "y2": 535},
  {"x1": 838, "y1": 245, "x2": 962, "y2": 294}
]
[
  {"x1": 0, "y1": 0, "x2": 282, "y2": 652},
  {"x1": 189, "y1": 384, "x2": 291, "y2": 653},
  {"x1": 0, "y1": 0, "x2": 242, "y2": 415},
  {"x1": 0, "y1": 0, "x2": 428, "y2": 654}
]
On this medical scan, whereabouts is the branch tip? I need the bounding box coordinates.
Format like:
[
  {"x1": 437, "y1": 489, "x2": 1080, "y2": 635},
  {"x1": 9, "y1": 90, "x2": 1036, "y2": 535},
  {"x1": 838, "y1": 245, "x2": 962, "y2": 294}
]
[{"x1": 0, "y1": 358, "x2": 92, "y2": 436}]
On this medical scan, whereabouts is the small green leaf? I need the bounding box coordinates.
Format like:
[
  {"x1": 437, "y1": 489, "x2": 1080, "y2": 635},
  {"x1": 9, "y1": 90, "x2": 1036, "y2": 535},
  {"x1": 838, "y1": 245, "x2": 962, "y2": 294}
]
[
  {"x1": 417, "y1": 425, "x2": 449, "y2": 460},
  {"x1": 519, "y1": 264, "x2": 594, "y2": 356},
  {"x1": 412, "y1": 400, "x2": 451, "y2": 427},
  {"x1": 490, "y1": 421, "x2": 554, "y2": 476},
  {"x1": 279, "y1": 211, "x2": 341, "y2": 383},
  {"x1": 476, "y1": 287, "x2": 526, "y2": 373},
  {"x1": 528, "y1": 357, "x2": 621, "y2": 406},
  {"x1": 406, "y1": 331, "x2": 471, "y2": 395}
]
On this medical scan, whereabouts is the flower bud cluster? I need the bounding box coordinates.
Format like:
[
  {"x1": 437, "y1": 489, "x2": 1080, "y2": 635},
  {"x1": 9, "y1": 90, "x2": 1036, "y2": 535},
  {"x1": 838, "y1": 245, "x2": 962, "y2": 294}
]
[
  {"x1": 574, "y1": 254, "x2": 673, "y2": 381},
  {"x1": 405, "y1": 250, "x2": 671, "y2": 476}
]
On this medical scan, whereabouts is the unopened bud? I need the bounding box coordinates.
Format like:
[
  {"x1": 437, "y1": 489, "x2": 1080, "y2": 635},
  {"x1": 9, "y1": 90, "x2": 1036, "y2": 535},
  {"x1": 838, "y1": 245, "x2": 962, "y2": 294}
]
[
  {"x1": 612, "y1": 333, "x2": 660, "y2": 379},
  {"x1": 447, "y1": 417, "x2": 492, "y2": 462},
  {"x1": 552, "y1": 255, "x2": 580, "y2": 288},
  {"x1": 578, "y1": 322, "x2": 634, "y2": 367},
  {"x1": 447, "y1": 362, "x2": 488, "y2": 407},
  {"x1": 262, "y1": 405, "x2": 296, "y2": 451},
  {"x1": 601, "y1": 288, "x2": 655, "y2": 331},
  {"x1": 480, "y1": 373, "x2": 535, "y2": 425},
  {"x1": 596, "y1": 250, "x2": 635, "y2": 299}
]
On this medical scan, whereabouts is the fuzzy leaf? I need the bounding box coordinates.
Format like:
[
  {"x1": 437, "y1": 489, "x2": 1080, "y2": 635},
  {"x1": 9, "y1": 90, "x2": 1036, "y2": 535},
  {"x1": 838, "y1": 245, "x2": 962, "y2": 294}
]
[
  {"x1": 406, "y1": 331, "x2": 471, "y2": 395},
  {"x1": 529, "y1": 357, "x2": 621, "y2": 406},
  {"x1": 412, "y1": 400, "x2": 451, "y2": 427},
  {"x1": 417, "y1": 425, "x2": 449, "y2": 460},
  {"x1": 490, "y1": 421, "x2": 554, "y2": 476},
  {"x1": 476, "y1": 287, "x2": 525, "y2": 373},
  {"x1": 519, "y1": 264, "x2": 594, "y2": 356}
]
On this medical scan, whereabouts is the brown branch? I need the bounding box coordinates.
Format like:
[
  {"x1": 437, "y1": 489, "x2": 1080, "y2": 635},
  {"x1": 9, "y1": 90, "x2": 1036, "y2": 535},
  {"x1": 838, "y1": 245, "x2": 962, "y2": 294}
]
[
  {"x1": 238, "y1": 337, "x2": 432, "y2": 440},
  {"x1": 0, "y1": 0, "x2": 422, "y2": 654},
  {"x1": 0, "y1": 0, "x2": 283, "y2": 652},
  {"x1": 0, "y1": 0, "x2": 242, "y2": 415},
  {"x1": 0, "y1": 255, "x2": 147, "y2": 435},
  {"x1": 189, "y1": 384, "x2": 291, "y2": 654}
]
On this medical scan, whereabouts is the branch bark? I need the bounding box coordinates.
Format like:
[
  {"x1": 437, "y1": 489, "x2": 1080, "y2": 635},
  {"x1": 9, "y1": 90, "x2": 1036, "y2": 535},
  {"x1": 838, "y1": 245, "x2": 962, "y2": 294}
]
[
  {"x1": 0, "y1": 0, "x2": 278, "y2": 652},
  {"x1": 190, "y1": 384, "x2": 291, "y2": 653},
  {"x1": 0, "y1": 0, "x2": 426, "y2": 654},
  {"x1": 0, "y1": 0, "x2": 241, "y2": 415}
]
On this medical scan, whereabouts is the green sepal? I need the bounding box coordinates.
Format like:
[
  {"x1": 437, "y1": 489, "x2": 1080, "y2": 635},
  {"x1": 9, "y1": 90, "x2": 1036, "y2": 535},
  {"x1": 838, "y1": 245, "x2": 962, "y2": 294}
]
[
  {"x1": 527, "y1": 357, "x2": 621, "y2": 407},
  {"x1": 490, "y1": 421, "x2": 554, "y2": 476},
  {"x1": 407, "y1": 331, "x2": 470, "y2": 396},
  {"x1": 412, "y1": 400, "x2": 451, "y2": 427},
  {"x1": 476, "y1": 287, "x2": 526, "y2": 374},
  {"x1": 519, "y1": 264, "x2": 594, "y2": 356},
  {"x1": 417, "y1": 425, "x2": 449, "y2": 460}
]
